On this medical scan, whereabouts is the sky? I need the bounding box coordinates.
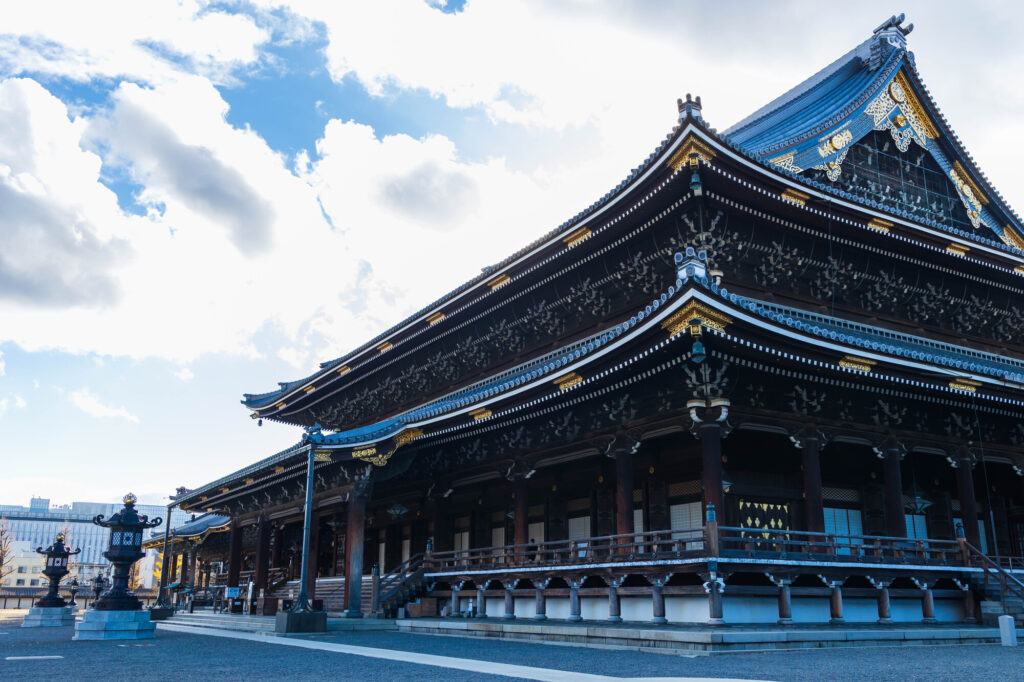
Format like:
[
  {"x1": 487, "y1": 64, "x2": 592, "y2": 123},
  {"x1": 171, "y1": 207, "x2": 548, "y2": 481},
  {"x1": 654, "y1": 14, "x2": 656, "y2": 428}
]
[{"x1": 1, "y1": 1, "x2": 1022, "y2": 508}]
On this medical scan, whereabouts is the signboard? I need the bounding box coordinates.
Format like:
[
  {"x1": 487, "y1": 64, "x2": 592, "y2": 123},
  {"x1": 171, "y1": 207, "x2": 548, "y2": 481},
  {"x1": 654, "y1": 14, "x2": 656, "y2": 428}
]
[{"x1": 226, "y1": 587, "x2": 239, "y2": 599}]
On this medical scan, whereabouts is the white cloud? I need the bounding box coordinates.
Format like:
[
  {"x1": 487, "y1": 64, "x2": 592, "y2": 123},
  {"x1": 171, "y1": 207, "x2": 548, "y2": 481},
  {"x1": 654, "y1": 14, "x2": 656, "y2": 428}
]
[
  {"x1": 70, "y1": 388, "x2": 139, "y2": 423},
  {"x1": 175, "y1": 367, "x2": 195, "y2": 382},
  {"x1": 13, "y1": 395, "x2": 26, "y2": 409},
  {"x1": 0, "y1": 0, "x2": 269, "y2": 86}
]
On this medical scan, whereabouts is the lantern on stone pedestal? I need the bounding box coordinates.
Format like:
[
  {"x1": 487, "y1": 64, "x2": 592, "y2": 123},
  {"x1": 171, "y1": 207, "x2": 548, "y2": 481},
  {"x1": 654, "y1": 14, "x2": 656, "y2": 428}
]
[
  {"x1": 90, "y1": 493, "x2": 162, "y2": 611},
  {"x1": 74, "y1": 494, "x2": 162, "y2": 641},
  {"x1": 34, "y1": 534, "x2": 81, "y2": 608},
  {"x1": 68, "y1": 577, "x2": 80, "y2": 606},
  {"x1": 21, "y1": 533, "x2": 81, "y2": 628}
]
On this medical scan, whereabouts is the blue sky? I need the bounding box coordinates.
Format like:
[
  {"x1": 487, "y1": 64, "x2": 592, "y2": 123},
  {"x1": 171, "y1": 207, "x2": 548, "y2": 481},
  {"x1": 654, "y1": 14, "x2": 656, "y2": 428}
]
[{"x1": 1, "y1": 1, "x2": 1022, "y2": 507}]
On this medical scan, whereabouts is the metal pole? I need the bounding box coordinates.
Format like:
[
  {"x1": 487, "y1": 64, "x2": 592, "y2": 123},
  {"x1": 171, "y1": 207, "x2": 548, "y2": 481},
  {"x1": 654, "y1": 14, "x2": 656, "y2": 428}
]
[
  {"x1": 156, "y1": 504, "x2": 172, "y2": 607},
  {"x1": 293, "y1": 446, "x2": 316, "y2": 613}
]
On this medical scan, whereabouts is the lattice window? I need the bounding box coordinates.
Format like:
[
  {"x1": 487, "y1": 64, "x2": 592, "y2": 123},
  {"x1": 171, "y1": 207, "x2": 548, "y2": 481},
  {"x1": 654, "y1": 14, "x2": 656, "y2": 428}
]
[{"x1": 806, "y1": 131, "x2": 974, "y2": 232}]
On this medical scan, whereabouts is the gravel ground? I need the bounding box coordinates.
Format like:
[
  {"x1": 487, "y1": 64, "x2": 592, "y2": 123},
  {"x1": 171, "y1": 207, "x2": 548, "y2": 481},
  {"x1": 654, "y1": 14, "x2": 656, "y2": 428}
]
[{"x1": 2, "y1": 623, "x2": 1023, "y2": 681}]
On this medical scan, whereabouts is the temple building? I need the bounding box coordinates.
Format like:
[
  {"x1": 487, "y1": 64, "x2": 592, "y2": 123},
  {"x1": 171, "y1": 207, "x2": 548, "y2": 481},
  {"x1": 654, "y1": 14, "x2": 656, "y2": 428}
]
[{"x1": 156, "y1": 16, "x2": 1024, "y2": 625}]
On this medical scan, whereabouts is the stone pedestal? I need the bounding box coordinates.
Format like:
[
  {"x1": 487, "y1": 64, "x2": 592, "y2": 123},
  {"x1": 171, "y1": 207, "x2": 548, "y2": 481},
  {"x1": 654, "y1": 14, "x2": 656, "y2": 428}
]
[
  {"x1": 275, "y1": 610, "x2": 327, "y2": 634},
  {"x1": 22, "y1": 606, "x2": 76, "y2": 627},
  {"x1": 73, "y1": 609, "x2": 156, "y2": 640},
  {"x1": 148, "y1": 606, "x2": 174, "y2": 621}
]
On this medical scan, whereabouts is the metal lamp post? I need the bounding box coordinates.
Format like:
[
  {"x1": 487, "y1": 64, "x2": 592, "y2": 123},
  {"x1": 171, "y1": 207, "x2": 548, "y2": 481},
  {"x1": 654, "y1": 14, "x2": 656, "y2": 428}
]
[{"x1": 275, "y1": 440, "x2": 327, "y2": 633}]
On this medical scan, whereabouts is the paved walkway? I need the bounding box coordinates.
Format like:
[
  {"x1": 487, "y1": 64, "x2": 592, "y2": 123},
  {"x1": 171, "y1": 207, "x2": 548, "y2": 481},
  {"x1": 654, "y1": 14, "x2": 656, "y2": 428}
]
[{"x1": 2, "y1": 619, "x2": 1023, "y2": 681}]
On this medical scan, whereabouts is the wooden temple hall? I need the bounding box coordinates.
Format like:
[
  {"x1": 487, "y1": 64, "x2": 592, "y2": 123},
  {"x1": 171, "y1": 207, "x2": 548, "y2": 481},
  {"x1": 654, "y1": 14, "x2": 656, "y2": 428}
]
[{"x1": 155, "y1": 16, "x2": 1024, "y2": 626}]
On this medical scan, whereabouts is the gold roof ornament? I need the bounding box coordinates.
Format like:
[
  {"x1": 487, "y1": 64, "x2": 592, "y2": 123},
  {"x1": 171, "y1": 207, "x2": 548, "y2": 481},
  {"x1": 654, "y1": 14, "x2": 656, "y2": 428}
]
[
  {"x1": 667, "y1": 134, "x2": 717, "y2": 171},
  {"x1": 661, "y1": 300, "x2": 732, "y2": 337}
]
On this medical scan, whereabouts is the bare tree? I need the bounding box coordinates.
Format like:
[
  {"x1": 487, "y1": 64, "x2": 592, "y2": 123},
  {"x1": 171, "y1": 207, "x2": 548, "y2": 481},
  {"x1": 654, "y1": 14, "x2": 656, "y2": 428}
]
[
  {"x1": 58, "y1": 522, "x2": 77, "y2": 576},
  {"x1": 0, "y1": 517, "x2": 13, "y2": 584}
]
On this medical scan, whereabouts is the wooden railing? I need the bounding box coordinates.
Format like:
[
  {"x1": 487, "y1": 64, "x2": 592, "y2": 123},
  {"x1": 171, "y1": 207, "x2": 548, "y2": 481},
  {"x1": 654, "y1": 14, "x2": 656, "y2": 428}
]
[
  {"x1": 372, "y1": 554, "x2": 426, "y2": 616},
  {"x1": 716, "y1": 526, "x2": 964, "y2": 565},
  {"x1": 960, "y1": 539, "x2": 1024, "y2": 614},
  {"x1": 423, "y1": 528, "x2": 707, "y2": 573}
]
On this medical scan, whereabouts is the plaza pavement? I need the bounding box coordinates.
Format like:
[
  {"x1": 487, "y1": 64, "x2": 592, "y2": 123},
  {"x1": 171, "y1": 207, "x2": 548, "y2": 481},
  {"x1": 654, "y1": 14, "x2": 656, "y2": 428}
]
[{"x1": 2, "y1": 618, "x2": 1023, "y2": 681}]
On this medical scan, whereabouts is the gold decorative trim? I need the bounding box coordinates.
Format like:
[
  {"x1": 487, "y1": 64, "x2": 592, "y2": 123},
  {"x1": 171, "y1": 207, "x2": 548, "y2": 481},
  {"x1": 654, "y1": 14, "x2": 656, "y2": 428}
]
[
  {"x1": 488, "y1": 273, "x2": 511, "y2": 290},
  {"x1": 352, "y1": 445, "x2": 378, "y2": 460},
  {"x1": 562, "y1": 226, "x2": 592, "y2": 248},
  {"x1": 767, "y1": 151, "x2": 803, "y2": 173},
  {"x1": 951, "y1": 162, "x2": 989, "y2": 206},
  {"x1": 946, "y1": 242, "x2": 970, "y2": 256},
  {"x1": 274, "y1": 466, "x2": 285, "y2": 473},
  {"x1": 377, "y1": 341, "x2": 393, "y2": 353},
  {"x1": 867, "y1": 218, "x2": 893, "y2": 233},
  {"x1": 469, "y1": 407, "x2": 492, "y2": 421},
  {"x1": 244, "y1": 478, "x2": 254, "y2": 485},
  {"x1": 336, "y1": 365, "x2": 351, "y2": 375},
  {"x1": 667, "y1": 134, "x2": 717, "y2": 171},
  {"x1": 1001, "y1": 226, "x2": 1024, "y2": 251},
  {"x1": 893, "y1": 71, "x2": 939, "y2": 140},
  {"x1": 661, "y1": 300, "x2": 733, "y2": 336},
  {"x1": 313, "y1": 451, "x2": 332, "y2": 463},
  {"x1": 199, "y1": 496, "x2": 207, "y2": 502},
  {"x1": 1014, "y1": 265, "x2": 1024, "y2": 275},
  {"x1": 275, "y1": 401, "x2": 287, "y2": 410},
  {"x1": 949, "y1": 378, "x2": 982, "y2": 394},
  {"x1": 427, "y1": 312, "x2": 446, "y2": 326},
  {"x1": 393, "y1": 427, "x2": 423, "y2": 448},
  {"x1": 304, "y1": 386, "x2": 315, "y2": 394},
  {"x1": 219, "y1": 487, "x2": 230, "y2": 494},
  {"x1": 838, "y1": 355, "x2": 877, "y2": 373},
  {"x1": 780, "y1": 187, "x2": 810, "y2": 206},
  {"x1": 553, "y1": 372, "x2": 582, "y2": 390}
]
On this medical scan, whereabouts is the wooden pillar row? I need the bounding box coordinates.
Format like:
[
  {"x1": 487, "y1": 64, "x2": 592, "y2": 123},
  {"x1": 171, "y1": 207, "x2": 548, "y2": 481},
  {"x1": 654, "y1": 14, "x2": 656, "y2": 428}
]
[{"x1": 955, "y1": 452, "x2": 981, "y2": 549}]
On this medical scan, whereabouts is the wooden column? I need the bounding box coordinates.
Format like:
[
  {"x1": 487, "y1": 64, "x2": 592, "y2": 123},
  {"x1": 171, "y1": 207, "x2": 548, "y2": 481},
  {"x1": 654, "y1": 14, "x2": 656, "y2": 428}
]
[
  {"x1": 568, "y1": 578, "x2": 582, "y2": 622},
  {"x1": 770, "y1": 573, "x2": 790, "y2": 622},
  {"x1": 253, "y1": 518, "x2": 271, "y2": 592},
  {"x1": 615, "y1": 446, "x2": 635, "y2": 538},
  {"x1": 344, "y1": 481, "x2": 371, "y2": 618},
  {"x1": 514, "y1": 477, "x2": 529, "y2": 548},
  {"x1": 503, "y1": 580, "x2": 517, "y2": 620},
  {"x1": 650, "y1": 576, "x2": 668, "y2": 624},
  {"x1": 607, "y1": 577, "x2": 623, "y2": 623},
  {"x1": 704, "y1": 572, "x2": 724, "y2": 624},
  {"x1": 882, "y1": 442, "x2": 906, "y2": 538},
  {"x1": 534, "y1": 578, "x2": 549, "y2": 621},
  {"x1": 306, "y1": 511, "x2": 320, "y2": 601},
  {"x1": 827, "y1": 580, "x2": 844, "y2": 624},
  {"x1": 475, "y1": 584, "x2": 487, "y2": 618},
  {"x1": 800, "y1": 429, "x2": 825, "y2": 534},
  {"x1": 873, "y1": 579, "x2": 892, "y2": 623},
  {"x1": 451, "y1": 582, "x2": 462, "y2": 616},
  {"x1": 917, "y1": 580, "x2": 936, "y2": 624},
  {"x1": 955, "y1": 452, "x2": 981, "y2": 548},
  {"x1": 180, "y1": 549, "x2": 190, "y2": 588},
  {"x1": 961, "y1": 582, "x2": 977, "y2": 624},
  {"x1": 700, "y1": 423, "x2": 724, "y2": 517}
]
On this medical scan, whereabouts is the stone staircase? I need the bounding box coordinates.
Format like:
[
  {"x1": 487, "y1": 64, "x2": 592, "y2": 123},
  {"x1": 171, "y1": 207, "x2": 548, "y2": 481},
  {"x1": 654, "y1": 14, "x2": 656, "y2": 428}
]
[
  {"x1": 265, "y1": 576, "x2": 375, "y2": 614},
  {"x1": 159, "y1": 610, "x2": 397, "y2": 635},
  {"x1": 163, "y1": 612, "x2": 276, "y2": 634}
]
